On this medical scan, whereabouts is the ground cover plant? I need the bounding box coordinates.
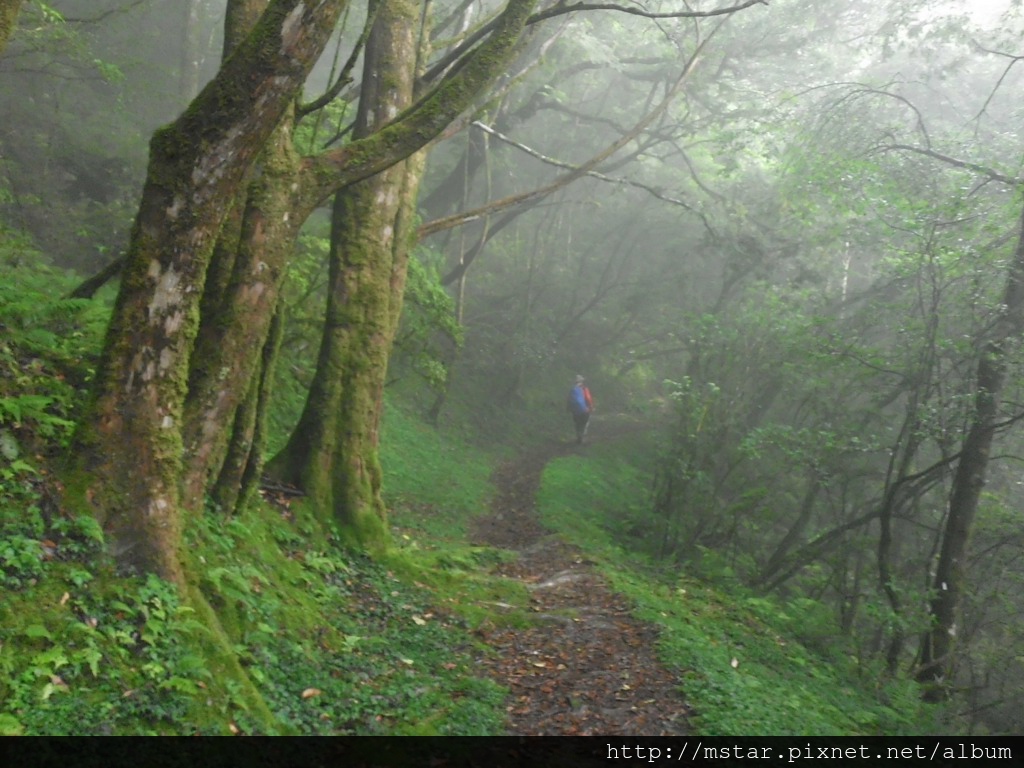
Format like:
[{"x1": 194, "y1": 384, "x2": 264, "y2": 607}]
[
  {"x1": 535, "y1": 433, "x2": 943, "y2": 735},
  {"x1": 0, "y1": 260, "x2": 513, "y2": 735}
]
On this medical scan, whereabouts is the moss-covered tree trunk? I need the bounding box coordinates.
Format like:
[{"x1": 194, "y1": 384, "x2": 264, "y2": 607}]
[
  {"x1": 266, "y1": 0, "x2": 424, "y2": 548},
  {"x1": 183, "y1": 0, "x2": 536, "y2": 525},
  {"x1": 211, "y1": 303, "x2": 284, "y2": 514},
  {"x1": 0, "y1": 0, "x2": 21, "y2": 55},
  {"x1": 181, "y1": 115, "x2": 303, "y2": 511},
  {"x1": 65, "y1": 0, "x2": 347, "y2": 584}
]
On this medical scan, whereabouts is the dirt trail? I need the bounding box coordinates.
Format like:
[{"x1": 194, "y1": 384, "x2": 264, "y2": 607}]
[{"x1": 469, "y1": 431, "x2": 692, "y2": 736}]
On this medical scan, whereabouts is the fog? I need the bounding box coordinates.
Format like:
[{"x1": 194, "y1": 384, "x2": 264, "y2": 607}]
[{"x1": 2, "y1": 0, "x2": 1022, "y2": 734}]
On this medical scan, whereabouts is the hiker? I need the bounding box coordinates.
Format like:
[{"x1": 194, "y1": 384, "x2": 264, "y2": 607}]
[{"x1": 567, "y1": 374, "x2": 594, "y2": 444}]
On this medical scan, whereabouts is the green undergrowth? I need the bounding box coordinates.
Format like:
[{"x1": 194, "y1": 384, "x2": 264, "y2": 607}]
[
  {"x1": 536, "y1": 434, "x2": 939, "y2": 736},
  {"x1": 380, "y1": 401, "x2": 531, "y2": 631},
  {"x1": 181, "y1": 505, "x2": 510, "y2": 735},
  {"x1": 0, "y1": 389, "x2": 519, "y2": 735},
  {"x1": 0, "y1": 260, "x2": 520, "y2": 735},
  {"x1": 0, "y1": 490, "x2": 513, "y2": 735},
  {"x1": 381, "y1": 400, "x2": 498, "y2": 543}
]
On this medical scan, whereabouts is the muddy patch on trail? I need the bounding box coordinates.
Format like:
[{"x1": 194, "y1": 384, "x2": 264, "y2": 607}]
[{"x1": 469, "y1": 435, "x2": 692, "y2": 736}]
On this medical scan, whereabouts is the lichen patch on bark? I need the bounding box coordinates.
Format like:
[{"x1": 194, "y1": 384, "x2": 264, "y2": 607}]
[
  {"x1": 280, "y1": 4, "x2": 307, "y2": 52},
  {"x1": 159, "y1": 346, "x2": 174, "y2": 374},
  {"x1": 242, "y1": 282, "x2": 267, "y2": 302},
  {"x1": 165, "y1": 311, "x2": 185, "y2": 334},
  {"x1": 167, "y1": 196, "x2": 184, "y2": 220},
  {"x1": 149, "y1": 264, "x2": 184, "y2": 317},
  {"x1": 147, "y1": 496, "x2": 169, "y2": 518}
]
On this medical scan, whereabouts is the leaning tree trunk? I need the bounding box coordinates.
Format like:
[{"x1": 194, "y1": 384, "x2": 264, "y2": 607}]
[
  {"x1": 917, "y1": 201, "x2": 1024, "y2": 698},
  {"x1": 266, "y1": 0, "x2": 424, "y2": 549},
  {"x1": 64, "y1": 0, "x2": 347, "y2": 584},
  {"x1": 181, "y1": 115, "x2": 304, "y2": 511}
]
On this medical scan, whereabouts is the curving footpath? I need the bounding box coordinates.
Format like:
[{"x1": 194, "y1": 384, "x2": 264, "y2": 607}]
[{"x1": 470, "y1": 436, "x2": 692, "y2": 736}]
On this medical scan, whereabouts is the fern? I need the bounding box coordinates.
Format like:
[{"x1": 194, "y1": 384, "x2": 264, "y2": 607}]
[{"x1": 0, "y1": 252, "x2": 107, "y2": 455}]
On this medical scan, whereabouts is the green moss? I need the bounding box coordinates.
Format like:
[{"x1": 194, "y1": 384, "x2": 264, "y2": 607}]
[
  {"x1": 334, "y1": 503, "x2": 391, "y2": 554},
  {"x1": 179, "y1": 582, "x2": 284, "y2": 734}
]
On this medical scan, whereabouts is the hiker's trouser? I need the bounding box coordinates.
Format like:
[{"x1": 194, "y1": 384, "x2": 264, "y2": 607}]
[{"x1": 572, "y1": 412, "x2": 590, "y2": 442}]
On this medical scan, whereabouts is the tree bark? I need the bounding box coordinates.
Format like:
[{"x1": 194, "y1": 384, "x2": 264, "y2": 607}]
[
  {"x1": 65, "y1": 0, "x2": 348, "y2": 584},
  {"x1": 266, "y1": 0, "x2": 425, "y2": 548},
  {"x1": 917, "y1": 202, "x2": 1024, "y2": 697},
  {"x1": 180, "y1": 115, "x2": 303, "y2": 510},
  {"x1": 0, "y1": 0, "x2": 21, "y2": 55},
  {"x1": 182, "y1": 0, "x2": 536, "y2": 526},
  {"x1": 211, "y1": 303, "x2": 284, "y2": 514}
]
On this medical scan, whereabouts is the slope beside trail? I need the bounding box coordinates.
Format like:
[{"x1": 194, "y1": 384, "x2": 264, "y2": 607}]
[{"x1": 469, "y1": 432, "x2": 693, "y2": 736}]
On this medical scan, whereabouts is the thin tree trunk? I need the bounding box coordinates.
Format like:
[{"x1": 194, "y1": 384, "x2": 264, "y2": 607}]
[
  {"x1": 212, "y1": 303, "x2": 284, "y2": 514},
  {"x1": 267, "y1": 0, "x2": 424, "y2": 548},
  {"x1": 179, "y1": 0, "x2": 204, "y2": 103},
  {"x1": 918, "y1": 201, "x2": 1024, "y2": 697},
  {"x1": 758, "y1": 475, "x2": 821, "y2": 584}
]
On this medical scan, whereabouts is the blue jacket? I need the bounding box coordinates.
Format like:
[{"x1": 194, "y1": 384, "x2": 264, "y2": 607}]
[{"x1": 568, "y1": 384, "x2": 591, "y2": 415}]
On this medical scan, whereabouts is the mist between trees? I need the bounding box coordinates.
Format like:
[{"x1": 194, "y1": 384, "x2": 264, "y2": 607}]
[{"x1": 1, "y1": 0, "x2": 1022, "y2": 735}]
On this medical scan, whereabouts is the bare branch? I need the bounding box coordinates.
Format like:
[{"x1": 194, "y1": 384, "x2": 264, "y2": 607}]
[
  {"x1": 969, "y1": 38, "x2": 1024, "y2": 121},
  {"x1": 298, "y1": 0, "x2": 382, "y2": 119},
  {"x1": 62, "y1": 0, "x2": 148, "y2": 25},
  {"x1": 419, "y1": 23, "x2": 720, "y2": 240},
  {"x1": 469, "y1": 119, "x2": 699, "y2": 211},
  {"x1": 875, "y1": 144, "x2": 1022, "y2": 187},
  {"x1": 423, "y1": 0, "x2": 767, "y2": 83},
  {"x1": 529, "y1": 0, "x2": 769, "y2": 25},
  {"x1": 848, "y1": 87, "x2": 931, "y2": 148}
]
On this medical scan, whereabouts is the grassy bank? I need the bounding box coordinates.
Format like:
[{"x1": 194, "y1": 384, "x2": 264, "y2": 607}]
[
  {"x1": 0, "y1": 483, "x2": 513, "y2": 735},
  {"x1": 535, "y1": 432, "x2": 940, "y2": 735}
]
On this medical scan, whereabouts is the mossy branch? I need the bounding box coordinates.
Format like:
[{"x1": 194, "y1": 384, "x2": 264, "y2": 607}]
[{"x1": 297, "y1": 0, "x2": 538, "y2": 213}]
